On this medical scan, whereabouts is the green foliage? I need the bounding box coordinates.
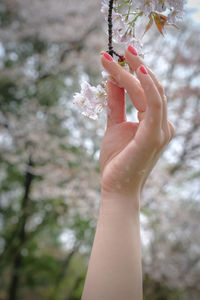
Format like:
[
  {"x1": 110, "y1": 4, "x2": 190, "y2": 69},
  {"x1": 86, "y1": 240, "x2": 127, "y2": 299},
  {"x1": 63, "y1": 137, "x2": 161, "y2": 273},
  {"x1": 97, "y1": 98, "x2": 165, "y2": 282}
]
[
  {"x1": 0, "y1": 78, "x2": 20, "y2": 110},
  {"x1": 37, "y1": 76, "x2": 64, "y2": 107},
  {"x1": 0, "y1": 160, "x2": 24, "y2": 190},
  {"x1": 71, "y1": 214, "x2": 96, "y2": 245}
]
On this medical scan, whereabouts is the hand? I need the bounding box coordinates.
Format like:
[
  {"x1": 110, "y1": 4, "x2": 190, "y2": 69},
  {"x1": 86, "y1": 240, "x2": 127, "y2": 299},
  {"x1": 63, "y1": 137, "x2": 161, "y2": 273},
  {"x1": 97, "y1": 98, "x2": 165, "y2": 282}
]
[{"x1": 100, "y1": 47, "x2": 175, "y2": 206}]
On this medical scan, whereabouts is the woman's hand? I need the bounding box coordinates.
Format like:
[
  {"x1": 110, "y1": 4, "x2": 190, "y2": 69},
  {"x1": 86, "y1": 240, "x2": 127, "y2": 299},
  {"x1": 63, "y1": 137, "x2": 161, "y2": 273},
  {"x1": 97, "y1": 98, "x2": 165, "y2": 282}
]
[{"x1": 100, "y1": 46, "x2": 175, "y2": 207}]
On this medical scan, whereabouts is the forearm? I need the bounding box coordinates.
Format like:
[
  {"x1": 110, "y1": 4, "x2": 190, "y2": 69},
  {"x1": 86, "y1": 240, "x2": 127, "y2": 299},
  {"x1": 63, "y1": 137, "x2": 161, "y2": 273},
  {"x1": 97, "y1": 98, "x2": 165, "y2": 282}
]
[{"x1": 81, "y1": 192, "x2": 142, "y2": 300}]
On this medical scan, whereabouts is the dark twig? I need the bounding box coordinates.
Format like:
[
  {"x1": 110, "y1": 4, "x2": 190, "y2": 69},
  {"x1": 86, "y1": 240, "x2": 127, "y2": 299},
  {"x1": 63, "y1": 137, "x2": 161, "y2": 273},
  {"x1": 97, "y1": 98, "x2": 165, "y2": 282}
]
[
  {"x1": 108, "y1": 0, "x2": 114, "y2": 56},
  {"x1": 107, "y1": 0, "x2": 123, "y2": 60}
]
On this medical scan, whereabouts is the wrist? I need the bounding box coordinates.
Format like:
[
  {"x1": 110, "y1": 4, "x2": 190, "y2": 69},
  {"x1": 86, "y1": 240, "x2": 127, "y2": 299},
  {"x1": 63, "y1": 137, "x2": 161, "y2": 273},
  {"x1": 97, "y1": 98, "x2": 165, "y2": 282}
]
[{"x1": 100, "y1": 189, "x2": 141, "y2": 218}]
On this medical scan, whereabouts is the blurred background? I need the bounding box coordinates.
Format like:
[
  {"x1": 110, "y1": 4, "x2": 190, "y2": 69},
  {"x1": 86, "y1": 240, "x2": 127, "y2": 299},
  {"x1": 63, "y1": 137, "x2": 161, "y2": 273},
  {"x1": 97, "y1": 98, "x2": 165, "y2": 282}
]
[{"x1": 0, "y1": 0, "x2": 200, "y2": 299}]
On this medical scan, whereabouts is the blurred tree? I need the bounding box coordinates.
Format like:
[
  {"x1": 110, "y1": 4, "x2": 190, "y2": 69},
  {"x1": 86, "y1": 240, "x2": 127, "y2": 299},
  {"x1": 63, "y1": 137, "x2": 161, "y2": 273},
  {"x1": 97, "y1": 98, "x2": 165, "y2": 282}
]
[
  {"x1": 0, "y1": 1, "x2": 101, "y2": 299},
  {"x1": 141, "y1": 22, "x2": 200, "y2": 300}
]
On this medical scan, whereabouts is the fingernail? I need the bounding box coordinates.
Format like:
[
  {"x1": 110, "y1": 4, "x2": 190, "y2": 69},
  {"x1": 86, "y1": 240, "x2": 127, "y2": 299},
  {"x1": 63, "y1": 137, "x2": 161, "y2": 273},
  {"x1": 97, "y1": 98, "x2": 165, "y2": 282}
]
[
  {"x1": 140, "y1": 65, "x2": 148, "y2": 74},
  {"x1": 128, "y1": 45, "x2": 137, "y2": 56},
  {"x1": 102, "y1": 52, "x2": 113, "y2": 61}
]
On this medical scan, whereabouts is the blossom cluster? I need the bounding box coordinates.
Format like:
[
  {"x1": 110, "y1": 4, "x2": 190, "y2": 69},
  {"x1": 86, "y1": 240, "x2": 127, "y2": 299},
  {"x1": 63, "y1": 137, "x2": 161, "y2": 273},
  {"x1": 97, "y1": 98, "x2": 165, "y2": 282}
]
[
  {"x1": 133, "y1": 0, "x2": 185, "y2": 14},
  {"x1": 101, "y1": 0, "x2": 186, "y2": 49},
  {"x1": 73, "y1": 81, "x2": 108, "y2": 120},
  {"x1": 101, "y1": 0, "x2": 143, "y2": 53},
  {"x1": 73, "y1": 0, "x2": 186, "y2": 120},
  {"x1": 133, "y1": 0, "x2": 186, "y2": 23}
]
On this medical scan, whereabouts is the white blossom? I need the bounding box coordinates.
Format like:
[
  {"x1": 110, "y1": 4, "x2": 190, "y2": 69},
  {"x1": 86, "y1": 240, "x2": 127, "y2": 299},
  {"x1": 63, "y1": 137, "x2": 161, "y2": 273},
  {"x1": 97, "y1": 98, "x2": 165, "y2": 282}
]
[
  {"x1": 73, "y1": 0, "x2": 185, "y2": 120},
  {"x1": 73, "y1": 81, "x2": 108, "y2": 119},
  {"x1": 100, "y1": 0, "x2": 117, "y2": 19},
  {"x1": 112, "y1": 12, "x2": 127, "y2": 43},
  {"x1": 133, "y1": 0, "x2": 157, "y2": 15},
  {"x1": 101, "y1": 3, "x2": 130, "y2": 45},
  {"x1": 101, "y1": 1, "x2": 135, "y2": 48},
  {"x1": 108, "y1": 11, "x2": 142, "y2": 52},
  {"x1": 132, "y1": 0, "x2": 185, "y2": 20}
]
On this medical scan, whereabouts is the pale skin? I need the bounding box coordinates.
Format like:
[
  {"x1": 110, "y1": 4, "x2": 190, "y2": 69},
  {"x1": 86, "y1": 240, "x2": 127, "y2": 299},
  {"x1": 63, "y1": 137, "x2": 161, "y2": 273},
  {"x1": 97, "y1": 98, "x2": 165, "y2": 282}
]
[{"x1": 81, "y1": 46, "x2": 175, "y2": 300}]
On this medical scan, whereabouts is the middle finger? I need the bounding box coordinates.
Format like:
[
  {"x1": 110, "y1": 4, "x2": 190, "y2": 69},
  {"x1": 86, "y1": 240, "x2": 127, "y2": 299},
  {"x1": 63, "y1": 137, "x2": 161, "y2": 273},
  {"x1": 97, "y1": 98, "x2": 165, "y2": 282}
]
[
  {"x1": 125, "y1": 46, "x2": 169, "y2": 133},
  {"x1": 125, "y1": 46, "x2": 164, "y2": 98}
]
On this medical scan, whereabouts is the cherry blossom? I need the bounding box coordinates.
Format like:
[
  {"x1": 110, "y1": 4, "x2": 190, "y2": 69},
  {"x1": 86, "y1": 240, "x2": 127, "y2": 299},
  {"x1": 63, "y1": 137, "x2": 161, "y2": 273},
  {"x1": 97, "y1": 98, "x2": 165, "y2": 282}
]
[
  {"x1": 133, "y1": 0, "x2": 186, "y2": 16},
  {"x1": 73, "y1": 82, "x2": 108, "y2": 119},
  {"x1": 73, "y1": 0, "x2": 186, "y2": 120},
  {"x1": 133, "y1": 0, "x2": 157, "y2": 15}
]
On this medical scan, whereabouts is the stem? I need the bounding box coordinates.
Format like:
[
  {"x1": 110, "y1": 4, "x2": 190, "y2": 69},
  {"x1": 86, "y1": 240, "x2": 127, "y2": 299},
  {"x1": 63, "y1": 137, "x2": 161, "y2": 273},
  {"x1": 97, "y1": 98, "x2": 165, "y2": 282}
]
[
  {"x1": 107, "y1": 0, "x2": 123, "y2": 59},
  {"x1": 116, "y1": 0, "x2": 130, "y2": 9},
  {"x1": 108, "y1": 0, "x2": 114, "y2": 56}
]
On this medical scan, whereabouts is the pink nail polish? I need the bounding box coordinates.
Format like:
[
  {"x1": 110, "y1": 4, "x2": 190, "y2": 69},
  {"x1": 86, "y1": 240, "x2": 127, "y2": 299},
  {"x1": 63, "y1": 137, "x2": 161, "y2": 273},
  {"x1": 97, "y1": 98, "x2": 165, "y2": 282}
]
[
  {"x1": 128, "y1": 45, "x2": 137, "y2": 56},
  {"x1": 102, "y1": 52, "x2": 113, "y2": 61},
  {"x1": 140, "y1": 65, "x2": 148, "y2": 74}
]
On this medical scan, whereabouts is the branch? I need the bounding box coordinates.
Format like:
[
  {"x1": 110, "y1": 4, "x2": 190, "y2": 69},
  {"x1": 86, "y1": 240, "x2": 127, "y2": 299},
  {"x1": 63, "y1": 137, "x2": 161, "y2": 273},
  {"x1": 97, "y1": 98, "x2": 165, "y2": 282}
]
[{"x1": 7, "y1": 157, "x2": 34, "y2": 300}]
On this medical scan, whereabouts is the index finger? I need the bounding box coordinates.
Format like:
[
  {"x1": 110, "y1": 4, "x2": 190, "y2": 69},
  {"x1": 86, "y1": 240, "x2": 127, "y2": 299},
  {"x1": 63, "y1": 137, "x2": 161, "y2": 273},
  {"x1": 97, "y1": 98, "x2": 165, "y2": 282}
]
[{"x1": 101, "y1": 53, "x2": 146, "y2": 112}]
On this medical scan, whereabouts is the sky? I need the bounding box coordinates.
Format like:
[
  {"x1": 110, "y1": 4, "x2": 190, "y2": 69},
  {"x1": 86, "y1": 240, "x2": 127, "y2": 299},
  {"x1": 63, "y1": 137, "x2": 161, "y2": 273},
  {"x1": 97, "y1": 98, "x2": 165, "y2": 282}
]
[{"x1": 187, "y1": 0, "x2": 200, "y2": 23}]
